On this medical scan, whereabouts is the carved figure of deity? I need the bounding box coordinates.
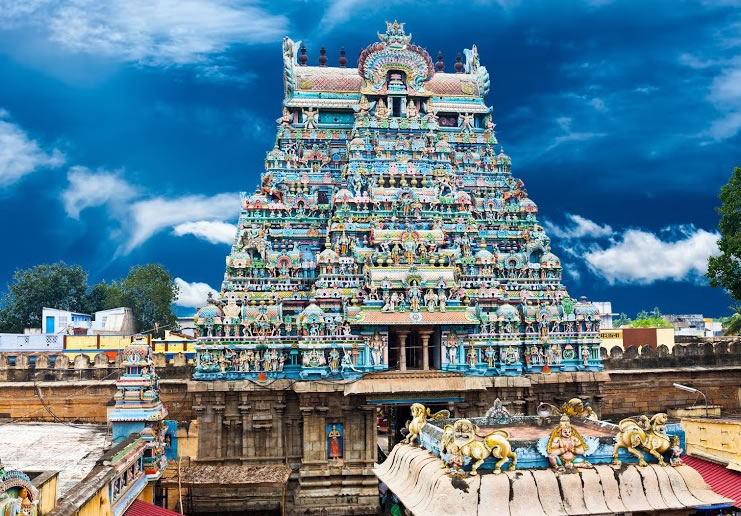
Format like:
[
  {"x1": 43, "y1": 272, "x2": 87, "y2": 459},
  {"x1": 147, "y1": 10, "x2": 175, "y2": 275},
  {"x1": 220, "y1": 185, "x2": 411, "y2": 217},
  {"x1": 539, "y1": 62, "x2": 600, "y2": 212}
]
[
  {"x1": 370, "y1": 332, "x2": 385, "y2": 365},
  {"x1": 328, "y1": 424, "x2": 343, "y2": 460},
  {"x1": 329, "y1": 348, "x2": 340, "y2": 372},
  {"x1": 581, "y1": 346, "x2": 591, "y2": 366},
  {"x1": 406, "y1": 280, "x2": 421, "y2": 312},
  {"x1": 546, "y1": 416, "x2": 591, "y2": 471},
  {"x1": 445, "y1": 335, "x2": 460, "y2": 365},
  {"x1": 438, "y1": 290, "x2": 447, "y2": 312},
  {"x1": 467, "y1": 347, "x2": 477, "y2": 368},
  {"x1": 374, "y1": 98, "x2": 388, "y2": 119},
  {"x1": 424, "y1": 289, "x2": 438, "y2": 311},
  {"x1": 406, "y1": 98, "x2": 419, "y2": 120},
  {"x1": 485, "y1": 346, "x2": 495, "y2": 368}
]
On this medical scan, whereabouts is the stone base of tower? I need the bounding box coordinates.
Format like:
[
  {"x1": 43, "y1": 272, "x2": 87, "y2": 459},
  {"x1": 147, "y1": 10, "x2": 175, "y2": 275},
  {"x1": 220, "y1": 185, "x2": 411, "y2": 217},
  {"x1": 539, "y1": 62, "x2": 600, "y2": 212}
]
[{"x1": 178, "y1": 372, "x2": 608, "y2": 514}]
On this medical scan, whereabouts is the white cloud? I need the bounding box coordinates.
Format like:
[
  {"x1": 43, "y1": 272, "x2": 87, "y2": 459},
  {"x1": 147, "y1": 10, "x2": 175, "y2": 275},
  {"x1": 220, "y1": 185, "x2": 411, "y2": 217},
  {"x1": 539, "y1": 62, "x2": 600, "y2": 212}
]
[
  {"x1": 174, "y1": 277, "x2": 218, "y2": 308},
  {"x1": 62, "y1": 166, "x2": 138, "y2": 218},
  {"x1": 2, "y1": 0, "x2": 288, "y2": 66},
  {"x1": 124, "y1": 192, "x2": 240, "y2": 253},
  {"x1": 583, "y1": 227, "x2": 720, "y2": 285},
  {"x1": 545, "y1": 117, "x2": 607, "y2": 151},
  {"x1": 0, "y1": 113, "x2": 65, "y2": 186},
  {"x1": 704, "y1": 64, "x2": 741, "y2": 140},
  {"x1": 172, "y1": 220, "x2": 236, "y2": 245},
  {"x1": 544, "y1": 214, "x2": 613, "y2": 240},
  {"x1": 60, "y1": 166, "x2": 240, "y2": 253}
]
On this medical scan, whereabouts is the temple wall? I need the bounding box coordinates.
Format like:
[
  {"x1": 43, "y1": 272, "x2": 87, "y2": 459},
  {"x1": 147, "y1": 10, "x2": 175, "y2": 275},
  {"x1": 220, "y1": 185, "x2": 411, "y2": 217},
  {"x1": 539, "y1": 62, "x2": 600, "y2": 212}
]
[{"x1": 601, "y1": 367, "x2": 741, "y2": 418}]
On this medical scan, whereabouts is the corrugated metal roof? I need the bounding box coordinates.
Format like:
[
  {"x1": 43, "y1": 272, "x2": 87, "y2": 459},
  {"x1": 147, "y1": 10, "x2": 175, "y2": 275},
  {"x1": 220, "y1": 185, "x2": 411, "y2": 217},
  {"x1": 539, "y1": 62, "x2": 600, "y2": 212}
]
[
  {"x1": 124, "y1": 500, "x2": 181, "y2": 516},
  {"x1": 684, "y1": 455, "x2": 741, "y2": 508}
]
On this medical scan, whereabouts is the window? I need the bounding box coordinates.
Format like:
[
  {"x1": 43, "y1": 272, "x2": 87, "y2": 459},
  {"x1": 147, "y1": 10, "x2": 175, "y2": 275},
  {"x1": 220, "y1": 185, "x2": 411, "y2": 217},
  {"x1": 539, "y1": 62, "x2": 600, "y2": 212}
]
[
  {"x1": 58, "y1": 316, "x2": 68, "y2": 327},
  {"x1": 392, "y1": 97, "x2": 402, "y2": 118}
]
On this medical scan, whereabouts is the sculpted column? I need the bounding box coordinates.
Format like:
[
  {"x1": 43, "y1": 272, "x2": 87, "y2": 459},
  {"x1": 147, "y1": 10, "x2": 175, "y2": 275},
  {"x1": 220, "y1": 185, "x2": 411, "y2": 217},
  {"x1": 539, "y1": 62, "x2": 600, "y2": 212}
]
[
  {"x1": 420, "y1": 330, "x2": 433, "y2": 371},
  {"x1": 397, "y1": 331, "x2": 409, "y2": 371}
]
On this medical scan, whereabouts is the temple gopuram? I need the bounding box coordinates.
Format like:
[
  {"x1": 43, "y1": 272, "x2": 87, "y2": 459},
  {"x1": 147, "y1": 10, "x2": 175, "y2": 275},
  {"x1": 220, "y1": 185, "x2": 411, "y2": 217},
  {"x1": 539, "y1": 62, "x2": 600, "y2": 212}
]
[
  {"x1": 194, "y1": 21, "x2": 602, "y2": 380},
  {"x1": 186, "y1": 22, "x2": 608, "y2": 514}
]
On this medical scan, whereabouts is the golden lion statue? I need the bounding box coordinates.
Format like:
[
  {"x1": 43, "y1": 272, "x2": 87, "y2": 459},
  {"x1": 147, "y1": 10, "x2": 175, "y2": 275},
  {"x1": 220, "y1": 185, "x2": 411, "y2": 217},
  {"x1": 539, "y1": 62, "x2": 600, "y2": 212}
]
[
  {"x1": 612, "y1": 413, "x2": 671, "y2": 466},
  {"x1": 441, "y1": 419, "x2": 516, "y2": 475},
  {"x1": 403, "y1": 403, "x2": 450, "y2": 446}
]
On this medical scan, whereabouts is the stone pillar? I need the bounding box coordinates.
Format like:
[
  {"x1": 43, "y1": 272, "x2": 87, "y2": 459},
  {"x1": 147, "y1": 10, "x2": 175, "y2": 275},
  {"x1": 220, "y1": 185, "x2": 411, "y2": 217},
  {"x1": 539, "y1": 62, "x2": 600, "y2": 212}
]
[
  {"x1": 214, "y1": 405, "x2": 225, "y2": 458},
  {"x1": 420, "y1": 330, "x2": 432, "y2": 371},
  {"x1": 239, "y1": 394, "x2": 252, "y2": 458},
  {"x1": 398, "y1": 331, "x2": 409, "y2": 371}
]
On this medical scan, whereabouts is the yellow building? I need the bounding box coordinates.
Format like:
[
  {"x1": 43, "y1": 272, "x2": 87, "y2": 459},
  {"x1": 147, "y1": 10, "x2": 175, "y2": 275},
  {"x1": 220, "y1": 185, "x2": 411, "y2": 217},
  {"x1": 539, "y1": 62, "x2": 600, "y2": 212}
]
[
  {"x1": 599, "y1": 328, "x2": 623, "y2": 353},
  {"x1": 682, "y1": 416, "x2": 741, "y2": 471}
]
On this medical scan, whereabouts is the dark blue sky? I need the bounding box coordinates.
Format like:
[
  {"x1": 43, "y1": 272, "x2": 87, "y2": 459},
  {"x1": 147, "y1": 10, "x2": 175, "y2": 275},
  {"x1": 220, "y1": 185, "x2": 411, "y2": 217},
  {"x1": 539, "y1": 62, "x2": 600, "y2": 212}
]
[{"x1": 0, "y1": 0, "x2": 738, "y2": 316}]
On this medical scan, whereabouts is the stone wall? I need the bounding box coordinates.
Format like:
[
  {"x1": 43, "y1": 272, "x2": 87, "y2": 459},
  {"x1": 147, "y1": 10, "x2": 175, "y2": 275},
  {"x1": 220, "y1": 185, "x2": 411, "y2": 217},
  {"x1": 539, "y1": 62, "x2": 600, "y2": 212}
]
[
  {"x1": 601, "y1": 366, "x2": 741, "y2": 419},
  {"x1": 601, "y1": 337, "x2": 741, "y2": 369}
]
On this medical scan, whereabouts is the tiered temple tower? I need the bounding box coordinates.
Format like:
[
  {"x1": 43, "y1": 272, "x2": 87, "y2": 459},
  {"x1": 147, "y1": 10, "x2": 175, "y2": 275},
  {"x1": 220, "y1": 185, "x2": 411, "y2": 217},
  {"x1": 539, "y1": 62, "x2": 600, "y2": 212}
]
[{"x1": 194, "y1": 20, "x2": 601, "y2": 379}]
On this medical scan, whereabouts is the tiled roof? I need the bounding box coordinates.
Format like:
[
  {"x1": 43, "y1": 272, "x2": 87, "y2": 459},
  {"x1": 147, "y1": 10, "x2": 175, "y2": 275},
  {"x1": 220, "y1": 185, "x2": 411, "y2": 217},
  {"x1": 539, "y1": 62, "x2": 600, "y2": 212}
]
[
  {"x1": 124, "y1": 500, "x2": 181, "y2": 516},
  {"x1": 375, "y1": 444, "x2": 734, "y2": 516},
  {"x1": 683, "y1": 455, "x2": 741, "y2": 508}
]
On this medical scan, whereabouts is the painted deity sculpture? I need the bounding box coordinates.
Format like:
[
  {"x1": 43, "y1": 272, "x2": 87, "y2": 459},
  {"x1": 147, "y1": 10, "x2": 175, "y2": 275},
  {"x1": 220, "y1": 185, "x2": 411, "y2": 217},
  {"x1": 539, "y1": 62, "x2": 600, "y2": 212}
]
[{"x1": 546, "y1": 416, "x2": 592, "y2": 471}]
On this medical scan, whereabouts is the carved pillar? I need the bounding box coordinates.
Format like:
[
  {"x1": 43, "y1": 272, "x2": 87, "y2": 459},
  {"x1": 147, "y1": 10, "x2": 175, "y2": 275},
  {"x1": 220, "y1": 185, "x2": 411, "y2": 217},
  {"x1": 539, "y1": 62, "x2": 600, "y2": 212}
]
[
  {"x1": 239, "y1": 394, "x2": 252, "y2": 458},
  {"x1": 420, "y1": 330, "x2": 433, "y2": 371},
  {"x1": 214, "y1": 405, "x2": 225, "y2": 458},
  {"x1": 361, "y1": 404, "x2": 376, "y2": 463},
  {"x1": 398, "y1": 331, "x2": 409, "y2": 371}
]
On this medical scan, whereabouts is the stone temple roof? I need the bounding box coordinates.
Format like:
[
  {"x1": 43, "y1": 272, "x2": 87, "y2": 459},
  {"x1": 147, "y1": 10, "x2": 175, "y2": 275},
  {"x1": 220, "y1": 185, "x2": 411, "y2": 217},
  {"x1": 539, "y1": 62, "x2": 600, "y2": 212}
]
[{"x1": 375, "y1": 444, "x2": 733, "y2": 516}]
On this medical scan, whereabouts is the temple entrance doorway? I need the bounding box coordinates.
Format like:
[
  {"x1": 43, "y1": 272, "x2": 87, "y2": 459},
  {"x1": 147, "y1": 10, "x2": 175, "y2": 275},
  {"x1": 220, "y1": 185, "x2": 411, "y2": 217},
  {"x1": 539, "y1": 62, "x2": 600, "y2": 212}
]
[{"x1": 387, "y1": 326, "x2": 441, "y2": 370}]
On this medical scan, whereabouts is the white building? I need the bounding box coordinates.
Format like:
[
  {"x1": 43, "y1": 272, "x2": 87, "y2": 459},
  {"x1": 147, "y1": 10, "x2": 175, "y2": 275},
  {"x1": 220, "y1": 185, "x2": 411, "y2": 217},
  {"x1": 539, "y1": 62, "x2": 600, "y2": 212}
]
[
  {"x1": 592, "y1": 301, "x2": 617, "y2": 329},
  {"x1": 41, "y1": 307, "x2": 92, "y2": 334},
  {"x1": 176, "y1": 314, "x2": 198, "y2": 338},
  {"x1": 41, "y1": 306, "x2": 136, "y2": 335},
  {"x1": 90, "y1": 307, "x2": 137, "y2": 335}
]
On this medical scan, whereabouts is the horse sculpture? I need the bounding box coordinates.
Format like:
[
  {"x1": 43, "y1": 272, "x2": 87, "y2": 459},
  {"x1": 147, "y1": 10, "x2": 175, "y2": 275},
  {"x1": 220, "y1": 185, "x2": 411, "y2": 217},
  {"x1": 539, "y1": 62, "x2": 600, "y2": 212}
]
[
  {"x1": 441, "y1": 419, "x2": 516, "y2": 475},
  {"x1": 612, "y1": 413, "x2": 671, "y2": 466},
  {"x1": 403, "y1": 403, "x2": 450, "y2": 446}
]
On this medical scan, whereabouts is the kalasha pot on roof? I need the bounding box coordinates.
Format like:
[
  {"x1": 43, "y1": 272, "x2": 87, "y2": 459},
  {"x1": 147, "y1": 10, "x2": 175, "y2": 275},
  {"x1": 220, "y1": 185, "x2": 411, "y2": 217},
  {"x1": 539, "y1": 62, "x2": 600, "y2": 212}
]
[{"x1": 192, "y1": 21, "x2": 603, "y2": 381}]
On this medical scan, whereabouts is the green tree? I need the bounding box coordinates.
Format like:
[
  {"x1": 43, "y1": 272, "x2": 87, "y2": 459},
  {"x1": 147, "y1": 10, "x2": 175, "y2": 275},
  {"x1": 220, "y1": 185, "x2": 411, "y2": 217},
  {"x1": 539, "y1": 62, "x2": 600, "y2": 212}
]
[
  {"x1": 118, "y1": 264, "x2": 179, "y2": 337},
  {"x1": 707, "y1": 167, "x2": 741, "y2": 302},
  {"x1": 0, "y1": 262, "x2": 90, "y2": 333},
  {"x1": 629, "y1": 307, "x2": 672, "y2": 328},
  {"x1": 83, "y1": 280, "x2": 123, "y2": 314},
  {"x1": 722, "y1": 308, "x2": 741, "y2": 336},
  {"x1": 613, "y1": 312, "x2": 631, "y2": 328}
]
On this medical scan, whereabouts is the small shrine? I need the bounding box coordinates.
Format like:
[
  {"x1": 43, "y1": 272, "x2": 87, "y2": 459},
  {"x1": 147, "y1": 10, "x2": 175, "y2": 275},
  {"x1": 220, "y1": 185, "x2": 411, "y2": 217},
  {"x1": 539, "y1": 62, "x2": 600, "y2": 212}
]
[
  {"x1": 193, "y1": 21, "x2": 602, "y2": 381},
  {"x1": 376, "y1": 402, "x2": 734, "y2": 515},
  {"x1": 0, "y1": 459, "x2": 38, "y2": 516},
  {"x1": 108, "y1": 338, "x2": 168, "y2": 483}
]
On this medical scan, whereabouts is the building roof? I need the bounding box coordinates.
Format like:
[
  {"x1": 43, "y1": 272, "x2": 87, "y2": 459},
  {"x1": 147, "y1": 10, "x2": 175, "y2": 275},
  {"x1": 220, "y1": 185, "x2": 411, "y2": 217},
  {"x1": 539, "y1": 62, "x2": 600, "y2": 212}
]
[
  {"x1": 0, "y1": 422, "x2": 107, "y2": 497},
  {"x1": 124, "y1": 500, "x2": 181, "y2": 516},
  {"x1": 375, "y1": 444, "x2": 733, "y2": 516},
  {"x1": 683, "y1": 455, "x2": 741, "y2": 508},
  {"x1": 159, "y1": 463, "x2": 292, "y2": 488}
]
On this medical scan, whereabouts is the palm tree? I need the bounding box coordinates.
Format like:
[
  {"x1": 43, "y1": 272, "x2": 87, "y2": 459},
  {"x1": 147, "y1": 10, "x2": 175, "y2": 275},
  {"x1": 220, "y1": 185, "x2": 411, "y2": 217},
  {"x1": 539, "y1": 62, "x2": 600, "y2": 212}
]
[{"x1": 723, "y1": 307, "x2": 741, "y2": 336}]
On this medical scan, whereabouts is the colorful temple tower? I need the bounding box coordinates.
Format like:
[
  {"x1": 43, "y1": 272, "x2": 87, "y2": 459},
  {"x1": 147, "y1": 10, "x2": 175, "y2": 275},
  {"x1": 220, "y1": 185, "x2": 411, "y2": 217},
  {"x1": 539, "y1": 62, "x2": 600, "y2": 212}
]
[
  {"x1": 194, "y1": 20, "x2": 602, "y2": 380},
  {"x1": 108, "y1": 338, "x2": 168, "y2": 483}
]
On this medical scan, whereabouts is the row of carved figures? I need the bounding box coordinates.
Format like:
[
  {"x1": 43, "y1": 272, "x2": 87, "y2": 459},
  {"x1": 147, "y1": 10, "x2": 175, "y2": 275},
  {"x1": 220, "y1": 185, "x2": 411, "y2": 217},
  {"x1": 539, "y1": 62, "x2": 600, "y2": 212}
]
[{"x1": 401, "y1": 402, "x2": 684, "y2": 477}]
